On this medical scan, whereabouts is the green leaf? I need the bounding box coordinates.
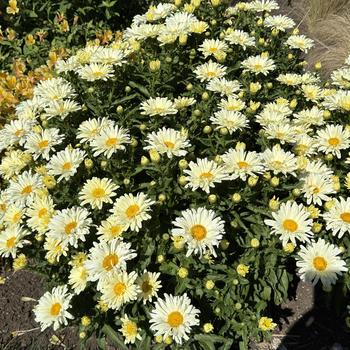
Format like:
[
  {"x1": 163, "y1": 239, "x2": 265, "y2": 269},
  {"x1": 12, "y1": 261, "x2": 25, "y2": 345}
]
[{"x1": 102, "y1": 324, "x2": 128, "y2": 350}]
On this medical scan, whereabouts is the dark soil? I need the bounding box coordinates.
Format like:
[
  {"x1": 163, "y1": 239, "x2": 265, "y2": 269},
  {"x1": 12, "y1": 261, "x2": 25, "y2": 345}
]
[{"x1": 0, "y1": 269, "x2": 79, "y2": 350}]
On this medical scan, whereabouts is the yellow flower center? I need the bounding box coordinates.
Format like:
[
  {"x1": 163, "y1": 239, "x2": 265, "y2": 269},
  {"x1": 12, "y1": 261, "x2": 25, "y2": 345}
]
[
  {"x1": 282, "y1": 219, "x2": 298, "y2": 232},
  {"x1": 6, "y1": 236, "x2": 16, "y2": 248},
  {"x1": 12, "y1": 212, "x2": 21, "y2": 223},
  {"x1": 199, "y1": 172, "x2": 213, "y2": 180},
  {"x1": 253, "y1": 63, "x2": 263, "y2": 71},
  {"x1": 92, "y1": 187, "x2": 106, "y2": 198},
  {"x1": 109, "y1": 225, "x2": 122, "y2": 237},
  {"x1": 328, "y1": 137, "x2": 340, "y2": 147},
  {"x1": 125, "y1": 322, "x2": 137, "y2": 336},
  {"x1": 164, "y1": 141, "x2": 175, "y2": 149},
  {"x1": 271, "y1": 160, "x2": 283, "y2": 169},
  {"x1": 21, "y1": 185, "x2": 32, "y2": 195},
  {"x1": 38, "y1": 140, "x2": 49, "y2": 149},
  {"x1": 167, "y1": 311, "x2": 184, "y2": 328},
  {"x1": 209, "y1": 47, "x2": 218, "y2": 53},
  {"x1": 206, "y1": 71, "x2": 217, "y2": 78},
  {"x1": 313, "y1": 256, "x2": 327, "y2": 271},
  {"x1": 312, "y1": 186, "x2": 320, "y2": 194},
  {"x1": 141, "y1": 280, "x2": 153, "y2": 293},
  {"x1": 64, "y1": 221, "x2": 77, "y2": 234},
  {"x1": 50, "y1": 302, "x2": 62, "y2": 316},
  {"x1": 105, "y1": 137, "x2": 118, "y2": 147},
  {"x1": 190, "y1": 224, "x2": 207, "y2": 240},
  {"x1": 113, "y1": 282, "x2": 126, "y2": 296},
  {"x1": 38, "y1": 208, "x2": 48, "y2": 218},
  {"x1": 237, "y1": 161, "x2": 249, "y2": 169},
  {"x1": 62, "y1": 162, "x2": 72, "y2": 171},
  {"x1": 125, "y1": 204, "x2": 140, "y2": 219},
  {"x1": 15, "y1": 129, "x2": 23, "y2": 137},
  {"x1": 340, "y1": 212, "x2": 350, "y2": 223},
  {"x1": 102, "y1": 253, "x2": 119, "y2": 271},
  {"x1": 93, "y1": 71, "x2": 104, "y2": 78}
]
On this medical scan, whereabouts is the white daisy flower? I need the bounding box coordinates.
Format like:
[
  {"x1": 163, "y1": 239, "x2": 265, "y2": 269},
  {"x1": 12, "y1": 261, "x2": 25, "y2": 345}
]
[
  {"x1": 144, "y1": 127, "x2": 191, "y2": 158},
  {"x1": 47, "y1": 147, "x2": 86, "y2": 182},
  {"x1": 137, "y1": 270, "x2": 162, "y2": 304},
  {"x1": 302, "y1": 84, "x2": 322, "y2": 102},
  {"x1": 119, "y1": 315, "x2": 142, "y2": 344},
  {"x1": 26, "y1": 195, "x2": 55, "y2": 234},
  {"x1": 323, "y1": 90, "x2": 350, "y2": 112},
  {"x1": 34, "y1": 77, "x2": 75, "y2": 103},
  {"x1": 173, "y1": 97, "x2": 196, "y2": 110},
  {"x1": 304, "y1": 160, "x2": 333, "y2": 178},
  {"x1": 44, "y1": 237, "x2": 69, "y2": 263},
  {"x1": 210, "y1": 110, "x2": 248, "y2": 134},
  {"x1": 315, "y1": 124, "x2": 350, "y2": 158},
  {"x1": 47, "y1": 207, "x2": 92, "y2": 247},
  {"x1": 323, "y1": 197, "x2": 350, "y2": 238},
  {"x1": 264, "y1": 201, "x2": 313, "y2": 245},
  {"x1": 264, "y1": 123, "x2": 296, "y2": 144},
  {"x1": 91, "y1": 125, "x2": 131, "y2": 159},
  {"x1": 91, "y1": 48, "x2": 126, "y2": 66},
  {"x1": 293, "y1": 106, "x2": 324, "y2": 126},
  {"x1": 286, "y1": 35, "x2": 314, "y2": 53},
  {"x1": 264, "y1": 15, "x2": 295, "y2": 31},
  {"x1": 241, "y1": 55, "x2": 276, "y2": 75},
  {"x1": 219, "y1": 97, "x2": 245, "y2": 111},
  {"x1": 15, "y1": 97, "x2": 43, "y2": 121},
  {"x1": 262, "y1": 145, "x2": 297, "y2": 176},
  {"x1": 85, "y1": 239, "x2": 137, "y2": 286},
  {"x1": 44, "y1": 100, "x2": 81, "y2": 120},
  {"x1": 296, "y1": 239, "x2": 347, "y2": 288},
  {"x1": 206, "y1": 78, "x2": 241, "y2": 97},
  {"x1": 301, "y1": 173, "x2": 335, "y2": 206},
  {"x1": 0, "y1": 119, "x2": 33, "y2": 151},
  {"x1": 76, "y1": 117, "x2": 113, "y2": 143},
  {"x1": 149, "y1": 293, "x2": 200, "y2": 345},
  {"x1": 221, "y1": 148, "x2": 264, "y2": 181},
  {"x1": 34, "y1": 285, "x2": 74, "y2": 331},
  {"x1": 184, "y1": 158, "x2": 230, "y2": 193},
  {"x1": 2, "y1": 203, "x2": 25, "y2": 228},
  {"x1": 255, "y1": 110, "x2": 287, "y2": 127},
  {"x1": 68, "y1": 265, "x2": 88, "y2": 295},
  {"x1": 277, "y1": 73, "x2": 302, "y2": 86},
  {"x1": 251, "y1": 0, "x2": 279, "y2": 12},
  {"x1": 79, "y1": 177, "x2": 119, "y2": 210},
  {"x1": 0, "y1": 149, "x2": 30, "y2": 180},
  {"x1": 100, "y1": 271, "x2": 140, "y2": 310},
  {"x1": 224, "y1": 29, "x2": 255, "y2": 50},
  {"x1": 97, "y1": 215, "x2": 126, "y2": 241},
  {"x1": 198, "y1": 39, "x2": 228, "y2": 58},
  {"x1": 293, "y1": 134, "x2": 317, "y2": 156},
  {"x1": 0, "y1": 225, "x2": 30, "y2": 258},
  {"x1": 171, "y1": 207, "x2": 225, "y2": 257},
  {"x1": 24, "y1": 128, "x2": 64, "y2": 160},
  {"x1": 77, "y1": 63, "x2": 114, "y2": 81},
  {"x1": 140, "y1": 97, "x2": 178, "y2": 117},
  {"x1": 5, "y1": 171, "x2": 43, "y2": 206},
  {"x1": 194, "y1": 61, "x2": 227, "y2": 82},
  {"x1": 110, "y1": 192, "x2": 155, "y2": 232}
]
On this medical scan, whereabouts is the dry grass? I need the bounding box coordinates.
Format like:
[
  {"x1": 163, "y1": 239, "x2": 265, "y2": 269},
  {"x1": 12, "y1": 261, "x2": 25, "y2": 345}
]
[{"x1": 295, "y1": 0, "x2": 350, "y2": 77}]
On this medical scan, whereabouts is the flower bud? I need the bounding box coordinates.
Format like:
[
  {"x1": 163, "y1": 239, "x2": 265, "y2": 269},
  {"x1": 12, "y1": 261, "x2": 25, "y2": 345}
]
[
  {"x1": 177, "y1": 267, "x2": 188, "y2": 278},
  {"x1": 247, "y1": 176, "x2": 258, "y2": 187},
  {"x1": 149, "y1": 59, "x2": 161, "y2": 72},
  {"x1": 203, "y1": 125, "x2": 212, "y2": 134},
  {"x1": 231, "y1": 193, "x2": 241, "y2": 203},
  {"x1": 250, "y1": 238, "x2": 260, "y2": 248},
  {"x1": 149, "y1": 149, "x2": 161, "y2": 163},
  {"x1": 202, "y1": 92, "x2": 210, "y2": 101},
  {"x1": 270, "y1": 176, "x2": 279, "y2": 187},
  {"x1": 208, "y1": 194, "x2": 217, "y2": 204},
  {"x1": 205, "y1": 280, "x2": 215, "y2": 290},
  {"x1": 141, "y1": 156, "x2": 149, "y2": 166}
]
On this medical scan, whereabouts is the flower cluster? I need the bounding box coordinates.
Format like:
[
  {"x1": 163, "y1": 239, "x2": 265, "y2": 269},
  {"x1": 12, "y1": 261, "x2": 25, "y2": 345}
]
[{"x1": 1, "y1": 0, "x2": 350, "y2": 348}]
